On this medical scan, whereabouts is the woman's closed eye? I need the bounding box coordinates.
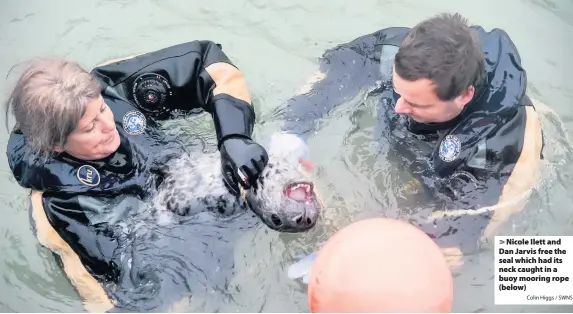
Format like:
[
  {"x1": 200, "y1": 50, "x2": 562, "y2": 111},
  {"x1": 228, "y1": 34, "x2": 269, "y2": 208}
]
[{"x1": 86, "y1": 122, "x2": 96, "y2": 132}]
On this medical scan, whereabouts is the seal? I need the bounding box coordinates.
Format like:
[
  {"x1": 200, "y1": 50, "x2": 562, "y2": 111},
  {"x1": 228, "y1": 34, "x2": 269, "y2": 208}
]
[{"x1": 152, "y1": 132, "x2": 322, "y2": 233}]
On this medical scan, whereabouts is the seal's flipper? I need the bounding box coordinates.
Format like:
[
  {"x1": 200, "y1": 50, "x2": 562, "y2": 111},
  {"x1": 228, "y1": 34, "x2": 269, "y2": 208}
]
[{"x1": 287, "y1": 251, "x2": 317, "y2": 284}]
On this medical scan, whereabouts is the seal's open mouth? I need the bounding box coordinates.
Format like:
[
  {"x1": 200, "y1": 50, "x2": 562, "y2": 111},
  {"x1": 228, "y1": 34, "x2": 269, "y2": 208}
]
[{"x1": 284, "y1": 182, "x2": 314, "y2": 202}]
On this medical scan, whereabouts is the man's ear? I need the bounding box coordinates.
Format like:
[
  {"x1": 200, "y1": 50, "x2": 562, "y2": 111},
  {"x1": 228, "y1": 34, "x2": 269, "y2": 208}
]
[{"x1": 455, "y1": 85, "x2": 475, "y2": 110}]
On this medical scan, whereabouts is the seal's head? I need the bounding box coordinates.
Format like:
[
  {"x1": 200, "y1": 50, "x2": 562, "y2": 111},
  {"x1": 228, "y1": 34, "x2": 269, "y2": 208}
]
[
  {"x1": 243, "y1": 153, "x2": 320, "y2": 233},
  {"x1": 248, "y1": 132, "x2": 321, "y2": 233}
]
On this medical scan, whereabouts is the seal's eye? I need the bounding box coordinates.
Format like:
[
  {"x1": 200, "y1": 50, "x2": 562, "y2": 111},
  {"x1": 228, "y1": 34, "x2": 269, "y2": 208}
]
[{"x1": 284, "y1": 182, "x2": 314, "y2": 202}]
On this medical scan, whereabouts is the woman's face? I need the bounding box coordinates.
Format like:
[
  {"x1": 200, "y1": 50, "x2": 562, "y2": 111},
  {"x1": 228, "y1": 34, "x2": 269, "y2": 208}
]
[{"x1": 56, "y1": 95, "x2": 121, "y2": 160}]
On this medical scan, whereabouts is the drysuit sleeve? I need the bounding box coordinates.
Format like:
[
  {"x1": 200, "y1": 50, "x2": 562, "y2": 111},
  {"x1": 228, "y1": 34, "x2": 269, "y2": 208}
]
[
  {"x1": 276, "y1": 27, "x2": 409, "y2": 142},
  {"x1": 91, "y1": 40, "x2": 256, "y2": 144},
  {"x1": 413, "y1": 104, "x2": 544, "y2": 257}
]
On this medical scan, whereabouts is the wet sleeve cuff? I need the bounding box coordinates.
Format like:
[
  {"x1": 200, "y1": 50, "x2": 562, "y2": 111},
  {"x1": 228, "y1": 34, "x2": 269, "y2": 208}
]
[{"x1": 414, "y1": 209, "x2": 494, "y2": 255}]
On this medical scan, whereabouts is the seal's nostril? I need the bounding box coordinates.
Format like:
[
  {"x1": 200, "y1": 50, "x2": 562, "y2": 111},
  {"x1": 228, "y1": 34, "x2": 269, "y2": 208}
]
[
  {"x1": 271, "y1": 214, "x2": 282, "y2": 226},
  {"x1": 306, "y1": 217, "x2": 312, "y2": 225},
  {"x1": 295, "y1": 215, "x2": 303, "y2": 225}
]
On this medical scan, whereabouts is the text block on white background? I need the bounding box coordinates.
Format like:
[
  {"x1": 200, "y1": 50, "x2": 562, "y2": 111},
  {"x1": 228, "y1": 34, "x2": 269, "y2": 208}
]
[{"x1": 494, "y1": 236, "x2": 573, "y2": 305}]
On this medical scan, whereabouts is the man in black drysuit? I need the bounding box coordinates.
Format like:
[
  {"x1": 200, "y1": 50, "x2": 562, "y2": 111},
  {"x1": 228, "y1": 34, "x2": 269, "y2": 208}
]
[{"x1": 276, "y1": 13, "x2": 544, "y2": 266}]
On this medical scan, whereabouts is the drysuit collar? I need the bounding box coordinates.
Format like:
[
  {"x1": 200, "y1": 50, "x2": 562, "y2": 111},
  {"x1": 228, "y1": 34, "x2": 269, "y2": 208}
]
[{"x1": 57, "y1": 133, "x2": 134, "y2": 174}]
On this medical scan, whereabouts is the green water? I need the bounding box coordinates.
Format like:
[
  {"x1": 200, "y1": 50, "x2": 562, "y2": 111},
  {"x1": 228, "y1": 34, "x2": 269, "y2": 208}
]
[{"x1": 1, "y1": 0, "x2": 572, "y2": 312}]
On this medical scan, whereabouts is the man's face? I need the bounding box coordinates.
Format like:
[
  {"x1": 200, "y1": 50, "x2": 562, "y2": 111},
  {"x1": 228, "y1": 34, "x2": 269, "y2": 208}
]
[{"x1": 392, "y1": 69, "x2": 474, "y2": 124}]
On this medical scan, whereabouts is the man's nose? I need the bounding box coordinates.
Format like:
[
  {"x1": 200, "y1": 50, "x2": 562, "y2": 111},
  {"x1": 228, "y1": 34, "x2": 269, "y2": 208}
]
[{"x1": 394, "y1": 97, "x2": 411, "y2": 114}]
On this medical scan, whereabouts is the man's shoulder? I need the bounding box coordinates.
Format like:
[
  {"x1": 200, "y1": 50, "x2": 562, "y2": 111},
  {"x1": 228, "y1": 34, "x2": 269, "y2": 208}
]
[
  {"x1": 470, "y1": 25, "x2": 516, "y2": 42},
  {"x1": 467, "y1": 25, "x2": 527, "y2": 123},
  {"x1": 471, "y1": 25, "x2": 523, "y2": 66},
  {"x1": 451, "y1": 104, "x2": 539, "y2": 169},
  {"x1": 321, "y1": 27, "x2": 410, "y2": 59},
  {"x1": 455, "y1": 103, "x2": 524, "y2": 139}
]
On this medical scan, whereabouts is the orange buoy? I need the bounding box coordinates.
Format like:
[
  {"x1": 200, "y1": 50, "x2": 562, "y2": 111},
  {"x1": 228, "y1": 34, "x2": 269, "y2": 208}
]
[{"x1": 307, "y1": 218, "x2": 453, "y2": 313}]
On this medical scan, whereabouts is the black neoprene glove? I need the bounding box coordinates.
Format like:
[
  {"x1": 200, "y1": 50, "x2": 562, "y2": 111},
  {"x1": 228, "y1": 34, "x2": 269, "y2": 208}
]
[
  {"x1": 220, "y1": 137, "x2": 268, "y2": 192},
  {"x1": 211, "y1": 94, "x2": 269, "y2": 195}
]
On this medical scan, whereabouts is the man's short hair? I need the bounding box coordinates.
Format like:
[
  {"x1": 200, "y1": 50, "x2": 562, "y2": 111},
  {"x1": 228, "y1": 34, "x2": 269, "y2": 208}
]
[{"x1": 394, "y1": 13, "x2": 485, "y2": 101}]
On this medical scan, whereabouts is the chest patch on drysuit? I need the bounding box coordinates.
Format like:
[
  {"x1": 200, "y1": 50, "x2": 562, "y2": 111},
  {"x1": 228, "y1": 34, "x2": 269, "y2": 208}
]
[
  {"x1": 77, "y1": 164, "x2": 101, "y2": 187},
  {"x1": 122, "y1": 110, "x2": 147, "y2": 135},
  {"x1": 439, "y1": 135, "x2": 461, "y2": 162}
]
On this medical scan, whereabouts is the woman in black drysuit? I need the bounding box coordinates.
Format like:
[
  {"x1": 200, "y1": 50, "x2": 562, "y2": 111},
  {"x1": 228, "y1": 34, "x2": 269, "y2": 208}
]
[{"x1": 6, "y1": 41, "x2": 269, "y2": 311}]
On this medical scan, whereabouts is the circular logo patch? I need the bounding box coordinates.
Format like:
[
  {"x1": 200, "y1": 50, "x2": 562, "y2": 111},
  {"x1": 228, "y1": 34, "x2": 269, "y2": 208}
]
[
  {"x1": 439, "y1": 135, "x2": 461, "y2": 162},
  {"x1": 122, "y1": 110, "x2": 147, "y2": 135},
  {"x1": 77, "y1": 165, "x2": 100, "y2": 187}
]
